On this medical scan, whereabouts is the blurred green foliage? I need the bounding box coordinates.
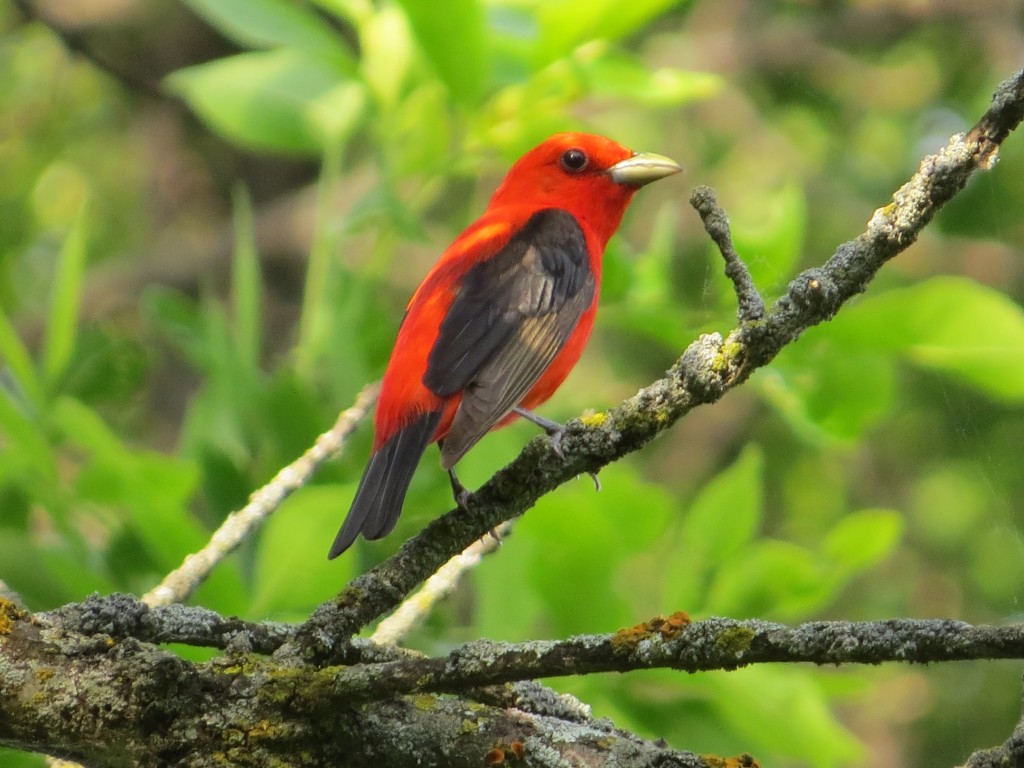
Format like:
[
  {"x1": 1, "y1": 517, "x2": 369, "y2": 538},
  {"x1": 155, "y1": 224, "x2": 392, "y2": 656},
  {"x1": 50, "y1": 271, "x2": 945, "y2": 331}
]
[{"x1": 1, "y1": 1, "x2": 1023, "y2": 766}]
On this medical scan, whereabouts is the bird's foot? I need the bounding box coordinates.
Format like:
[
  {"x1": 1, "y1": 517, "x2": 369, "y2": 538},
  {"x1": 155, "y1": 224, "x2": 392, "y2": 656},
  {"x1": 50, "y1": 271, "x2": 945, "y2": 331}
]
[
  {"x1": 447, "y1": 466, "x2": 472, "y2": 510},
  {"x1": 587, "y1": 471, "x2": 601, "y2": 492},
  {"x1": 513, "y1": 407, "x2": 566, "y2": 459}
]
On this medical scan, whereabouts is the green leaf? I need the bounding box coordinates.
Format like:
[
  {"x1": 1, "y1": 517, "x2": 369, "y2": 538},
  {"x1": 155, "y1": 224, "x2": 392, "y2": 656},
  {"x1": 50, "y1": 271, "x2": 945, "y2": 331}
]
[
  {"x1": 662, "y1": 446, "x2": 763, "y2": 613},
  {"x1": 682, "y1": 446, "x2": 764, "y2": 560},
  {"x1": 760, "y1": 342, "x2": 895, "y2": 442},
  {"x1": 359, "y1": 5, "x2": 415, "y2": 107},
  {"x1": 42, "y1": 200, "x2": 90, "y2": 392},
  {"x1": 536, "y1": 0, "x2": 687, "y2": 64},
  {"x1": 296, "y1": 142, "x2": 345, "y2": 377},
  {"x1": 828, "y1": 276, "x2": 1024, "y2": 402},
  {"x1": 252, "y1": 485, "x2": 357, "y2": 618},
  {"x1": 709, "y1": 667, "x2": 863, "y2": 767},
  {"x1": 0, "y1": 529, "x2": 109, "y2": 607},
  {"x1": 730, "y1": 179, "x2": 807, "y2": 292},
  {"x1": 822, "y1": 508, "x2": 902, "y2": 574},
  {"x1": 628, "y1": 204, "x2": 679, "y2": 306},
  {"x1": 167, "y1": 50, "x2": 366, "y2": 154},
  {"x1": 396, "y1": 0, "x2": 486, "y2": 104},
  {"x1": 52, "y1": 397, "x2": 207, "y2": 570},
  {"x1": 230, "y1": 185, "x2": 262, "y2": 375},
  {"x1": 0, "y1": 308, "x2": 43, "y2": 408},
  {"x1": 499, "y1": 462, "x2": 674, "y2": 635},
  {"x1": 577, "y1": 48, "x2": 722, "y2": 107},
  {"x1": 473, "y1": 527, "x2": 546, "y2": 642},
  {"x1": 0, "y1": 390, "x2": 54, "y2": 482},
  {"x1": 705, "y1": 540, "x2": 831, "y2": 620},
  {"x1": 180, "y1": 0, "x2": 354, "y2": 68}
]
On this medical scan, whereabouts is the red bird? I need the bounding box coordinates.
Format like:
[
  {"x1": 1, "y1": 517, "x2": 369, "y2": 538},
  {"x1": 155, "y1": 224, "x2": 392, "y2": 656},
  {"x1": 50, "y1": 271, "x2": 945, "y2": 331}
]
[{"x1": 329, "y1": 133, "x2": 681, "y2": 558}]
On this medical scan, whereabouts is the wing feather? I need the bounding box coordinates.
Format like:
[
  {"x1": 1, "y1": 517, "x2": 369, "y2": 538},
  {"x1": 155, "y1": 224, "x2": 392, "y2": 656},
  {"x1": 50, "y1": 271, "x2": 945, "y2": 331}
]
[{"x1": 421, "y1": 208, "x2": 595, "y2": 469}]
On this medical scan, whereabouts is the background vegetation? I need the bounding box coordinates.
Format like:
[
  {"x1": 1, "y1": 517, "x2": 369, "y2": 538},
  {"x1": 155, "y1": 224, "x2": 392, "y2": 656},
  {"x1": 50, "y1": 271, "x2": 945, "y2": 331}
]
[{"x1": 1, "y1": 1, "x2": 1023, "y2": 766}]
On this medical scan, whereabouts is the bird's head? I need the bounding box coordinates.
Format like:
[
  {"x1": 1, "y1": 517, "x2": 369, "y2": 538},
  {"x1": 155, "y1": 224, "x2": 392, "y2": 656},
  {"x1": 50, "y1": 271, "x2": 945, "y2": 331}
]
[{"x1": 488, "y1": 133, "x2": 682, "y2": 244}]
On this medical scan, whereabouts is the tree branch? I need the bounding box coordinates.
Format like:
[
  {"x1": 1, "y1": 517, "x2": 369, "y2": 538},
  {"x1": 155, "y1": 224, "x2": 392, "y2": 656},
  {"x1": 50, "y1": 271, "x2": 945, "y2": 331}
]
[
  {"x1": 690, "y1": 186, "x2": 765, "y2": 323},
  {"x1": 296, "y1": 68, "x2": 1024, "y2": 659},
  {"x1": 9, "y1": 600, "x2": 1024, "y2": 765},
  {"x1": 2, "y1": 600, "x2": 730, "y2": 768},
  {"x1": 311, "y1": 615, "x2": 1024, "y2": 703}
]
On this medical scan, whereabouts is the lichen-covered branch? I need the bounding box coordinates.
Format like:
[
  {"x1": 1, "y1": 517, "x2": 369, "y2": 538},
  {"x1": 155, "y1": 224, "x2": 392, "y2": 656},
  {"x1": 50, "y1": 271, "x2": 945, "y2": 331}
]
[
  {"x1": 0, "y1": 599, "x2": 729, "y2": 768},
  {"x1": 297, "y1": 68, "x2": 1024, "y2": 657},
  {"x1": 307, "y1": 615, "x2": 1024, "y2": 703},
  {"x1": 38, "y1": 600, "x2": 1024, "y2": 698},
  {"x1": 9, "y1": 599, "x2": 1024, "y2": 766},
  {"x1": 42, "y1": 594, "x2": 296, "y2": 655}
]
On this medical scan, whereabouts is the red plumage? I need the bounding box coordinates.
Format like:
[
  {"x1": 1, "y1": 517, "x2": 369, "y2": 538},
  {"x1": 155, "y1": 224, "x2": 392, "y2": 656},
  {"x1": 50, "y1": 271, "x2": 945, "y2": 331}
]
[{"x1": 330, "y1": 133, "x2": 680, "y2": 558}]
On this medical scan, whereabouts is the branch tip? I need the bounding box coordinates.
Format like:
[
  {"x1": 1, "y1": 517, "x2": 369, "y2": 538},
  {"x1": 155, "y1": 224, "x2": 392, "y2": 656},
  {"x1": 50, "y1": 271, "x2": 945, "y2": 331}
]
[{"x1": 689, "y1": 185, "x2": 766, "y2": 323}]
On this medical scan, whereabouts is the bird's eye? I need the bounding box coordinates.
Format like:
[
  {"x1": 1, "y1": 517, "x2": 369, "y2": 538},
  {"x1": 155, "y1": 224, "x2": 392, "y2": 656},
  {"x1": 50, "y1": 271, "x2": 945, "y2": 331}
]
[{"x1": 559, "y1": 148, "x2": 589, "y2": 173}]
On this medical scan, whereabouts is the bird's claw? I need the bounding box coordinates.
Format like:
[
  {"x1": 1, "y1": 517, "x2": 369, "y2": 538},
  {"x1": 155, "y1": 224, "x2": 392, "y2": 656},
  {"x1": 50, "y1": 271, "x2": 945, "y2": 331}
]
[
  {"x1": 446, "y1": 465, "x2": 472, "y2": 510},
  {"x1": 587, "y1": 471, "x2": 601, "y2": 492},
  {"x1": 547, "y1": 427, "x2": 566, "y2": 459},
  {"x1": 513, "y1": 406, "x2": 567, "y2": 459}
]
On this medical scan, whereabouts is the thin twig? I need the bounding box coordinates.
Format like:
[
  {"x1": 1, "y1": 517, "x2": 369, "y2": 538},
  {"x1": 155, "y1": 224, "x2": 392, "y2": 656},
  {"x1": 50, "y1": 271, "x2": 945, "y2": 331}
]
[
  {"x1": 142, "y1": 382, "x2": 379, "y2": 607},
  {"x1": 43, "y1": 594, "x2": 296, "y2": 655},
  {"x1": 370, "y1": 522, "x2": 511, "y2": 646},
  {"x1": 690, "y1": 186, "x2": 766, "y2": 322}
]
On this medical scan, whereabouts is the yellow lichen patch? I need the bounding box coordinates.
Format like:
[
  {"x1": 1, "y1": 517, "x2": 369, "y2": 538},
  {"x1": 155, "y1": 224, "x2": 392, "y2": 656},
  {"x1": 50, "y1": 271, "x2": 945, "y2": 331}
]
[
  {"x1": 703, "y1": 752, "x2": 761, "y2": 768},
  {"x1": 713, "y1": 626, "x2": 756, "y2": 656},
  {"x1": 247, "y1": 719, "x2": 278, "y2": 742},
  {"x1": 0, "y1": 597, "x2": 27, "y2": 635},
  {"x1": 580, "y1": 411, "x2": 607, "y2": 427},
  {"x1": 411, "y1": 694, "x2": 438, "y2": 712},
  {"x1": 610, "y1": 612, "x2": 691, "y2": 654},
  {"x1": 712, "y1": 340, "x2": 744, "y2": 374}
]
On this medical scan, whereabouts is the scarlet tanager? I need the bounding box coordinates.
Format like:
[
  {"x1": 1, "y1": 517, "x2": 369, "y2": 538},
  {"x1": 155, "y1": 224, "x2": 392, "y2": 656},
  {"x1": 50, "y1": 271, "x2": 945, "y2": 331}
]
[{"x1": 329, "y1": 133, "x2": 681, "y2": 558}]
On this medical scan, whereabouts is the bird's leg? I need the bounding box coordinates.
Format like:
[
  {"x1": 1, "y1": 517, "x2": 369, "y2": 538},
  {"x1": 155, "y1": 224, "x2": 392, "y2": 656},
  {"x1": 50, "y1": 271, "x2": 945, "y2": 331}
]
[
  {"x1": 447, "y1": 466, "x2": 472, "y2": 510},
  {"x1": 438, "y1": 443, "x2": 499, "y2": 542},
  {"x1": 438, "y1": 440, "x2": 472, "y2": 510},
  {"x1": 513, "y1": 407, "x2": 566, "y2": 458},
  {"x1": 513, "y1": 407, "x2": 602, "y2": 491}
]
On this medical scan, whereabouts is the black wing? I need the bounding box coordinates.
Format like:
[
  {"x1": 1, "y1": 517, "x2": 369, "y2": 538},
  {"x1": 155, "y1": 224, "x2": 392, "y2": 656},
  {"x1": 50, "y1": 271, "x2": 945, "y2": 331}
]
[{"x1": 422, "y1": 208, "x2": 595, "y2": 468}]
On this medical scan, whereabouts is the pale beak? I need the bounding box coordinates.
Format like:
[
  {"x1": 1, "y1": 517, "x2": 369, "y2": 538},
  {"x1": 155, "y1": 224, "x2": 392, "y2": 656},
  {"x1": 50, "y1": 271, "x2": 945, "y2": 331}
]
[{"x1": 608, "y1": 152, "x2": 683, "y2": 187}]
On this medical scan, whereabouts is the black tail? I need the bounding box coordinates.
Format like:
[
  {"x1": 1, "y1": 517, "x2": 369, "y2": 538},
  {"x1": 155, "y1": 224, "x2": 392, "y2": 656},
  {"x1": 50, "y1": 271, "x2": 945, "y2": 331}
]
[{"x1": 328, "y1": 409, "x2": 442, "y2": 559}]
